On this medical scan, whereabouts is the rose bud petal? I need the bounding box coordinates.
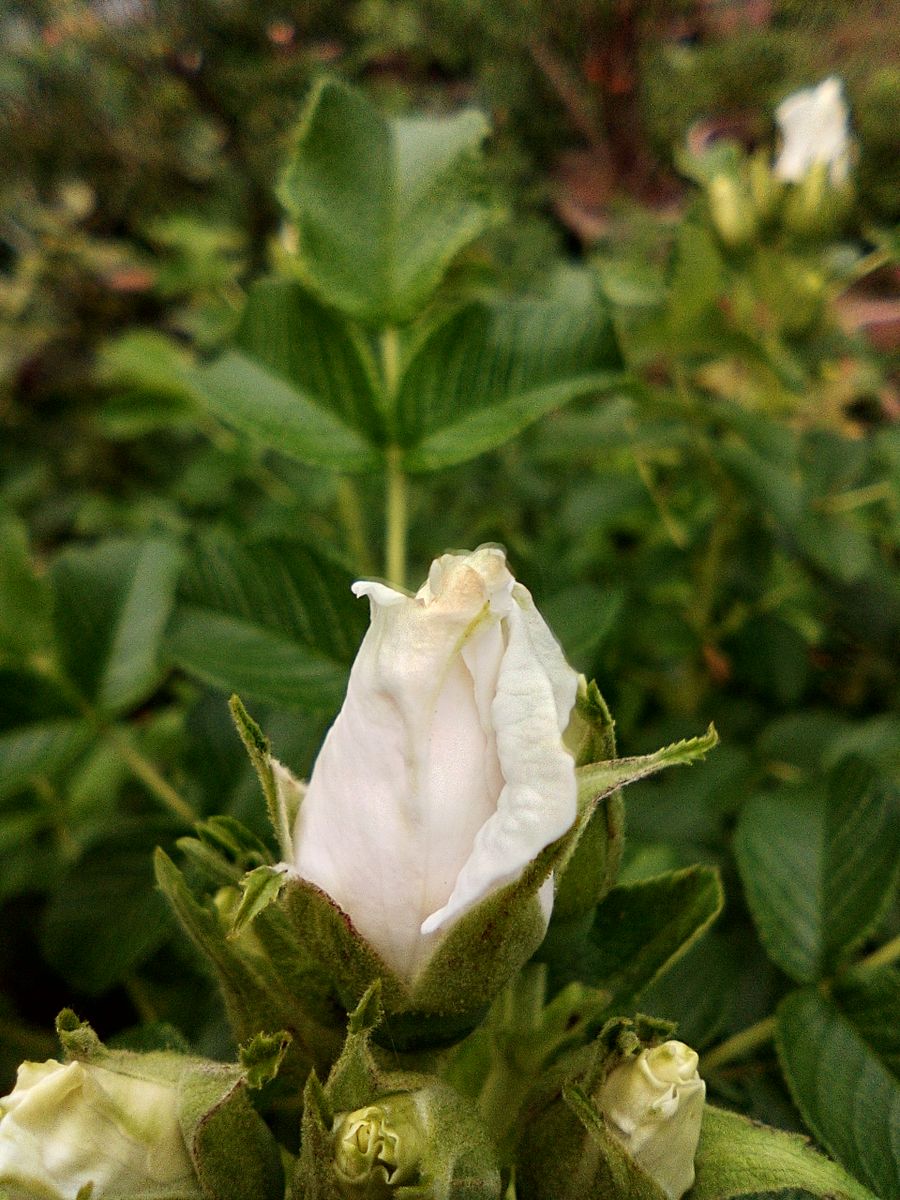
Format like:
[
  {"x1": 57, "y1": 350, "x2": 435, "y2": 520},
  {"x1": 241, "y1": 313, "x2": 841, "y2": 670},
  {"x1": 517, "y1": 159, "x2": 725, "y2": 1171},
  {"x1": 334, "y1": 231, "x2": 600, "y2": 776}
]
[
  {"x1": 292, "y1": 545, "x2": 579, "y2": 983},
  {"x1": 0, "y1": 1058, "x2": 199, "y2": 1200},
  {"x1": 774, "y1": 76, "x2": 852, "y2": 186},
  {"x1": 599, "y1": 1041, "x2": 707, "y2": 1200}
]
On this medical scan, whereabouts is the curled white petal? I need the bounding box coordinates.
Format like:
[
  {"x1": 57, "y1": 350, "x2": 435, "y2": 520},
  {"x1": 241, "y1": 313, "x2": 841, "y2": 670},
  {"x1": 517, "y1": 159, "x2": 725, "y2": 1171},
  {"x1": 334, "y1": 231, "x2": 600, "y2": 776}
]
[{"x1": 422, "y1": 588, "x2": 577, "y2": 934}]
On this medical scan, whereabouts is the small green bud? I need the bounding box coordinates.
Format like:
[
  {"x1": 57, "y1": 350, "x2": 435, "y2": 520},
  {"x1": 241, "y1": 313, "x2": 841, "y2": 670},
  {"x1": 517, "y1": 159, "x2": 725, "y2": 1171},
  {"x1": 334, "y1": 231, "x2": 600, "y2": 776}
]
[
  {"x1": 748, "y1": 150, "x2": 783, "y2": 223},
  {"x1": 782, "y1": 162, "x2": 853, "y2": 239}
]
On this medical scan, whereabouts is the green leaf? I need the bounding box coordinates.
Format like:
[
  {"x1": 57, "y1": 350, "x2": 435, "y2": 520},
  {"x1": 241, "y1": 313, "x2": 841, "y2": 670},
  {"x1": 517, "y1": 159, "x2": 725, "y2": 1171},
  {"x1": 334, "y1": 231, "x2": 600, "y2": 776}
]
[
  {"x1": 166, "y1": 536, "x2": 367, "y2": 712},
  {"x1": 179, "y1": 1065, "x2": 284, "y2": 1200},
  {"x1": 0, "y1": 510, "x2": 51, "y2": 660},
  {"x1": 777, "y1": 984, "x2": 899, "y2": 1199},
  {"x1": 832, "y1": 966, "x2": 900, "y2": 1078},
  {"x1": 692, "y1": 1104, "x2": 876, "y2": 1200},
  {"x1": 40, "y1": 819, "x2": 178, "y2": 993},
  {"x1": 734, "y1": 763, "x2": 900, "y2": 983},
  {"x1": 194, "y1": 276, "x2": 386, "y2": 471},
  {"x1": 103, "y1": 318, "x2": 381, "y2": 472},
  {"x1": 398, "y1": 297, "x2": 624, "y2": 471},
  {"x1": 278, "y1": 76, "x2": 490, "y2": 325},
  {"x1": 541, "y1": 866, "x2": 723, "y2": 1001},
  {"x1": 0, "y1": 669, "x2": 92, "y2": 798},
  {"x1": 51, "y1": 537, "x2": 183, "y2": 716}
]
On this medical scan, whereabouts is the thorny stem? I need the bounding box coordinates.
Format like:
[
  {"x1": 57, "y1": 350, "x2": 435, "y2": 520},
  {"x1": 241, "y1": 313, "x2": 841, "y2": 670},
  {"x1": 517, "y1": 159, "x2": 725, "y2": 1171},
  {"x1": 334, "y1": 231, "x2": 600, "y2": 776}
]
[{"x1": 701, "y1": 935, "x2": 900, "y2": 1072}]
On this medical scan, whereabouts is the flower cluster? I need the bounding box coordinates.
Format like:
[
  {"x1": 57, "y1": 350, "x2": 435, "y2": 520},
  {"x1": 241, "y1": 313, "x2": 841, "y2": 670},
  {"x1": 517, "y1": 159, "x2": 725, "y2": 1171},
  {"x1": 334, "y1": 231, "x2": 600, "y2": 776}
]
[{"x1": 1, "y1": 549, "x2": 713, "y2": 1200}]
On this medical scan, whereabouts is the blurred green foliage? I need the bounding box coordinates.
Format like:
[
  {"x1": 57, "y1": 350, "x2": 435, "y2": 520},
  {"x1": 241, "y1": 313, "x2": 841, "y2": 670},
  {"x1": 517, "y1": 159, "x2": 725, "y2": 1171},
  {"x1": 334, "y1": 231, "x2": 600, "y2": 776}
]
[{"x1": 0, "y1": 0, "x2": 897, "y2": 1175}]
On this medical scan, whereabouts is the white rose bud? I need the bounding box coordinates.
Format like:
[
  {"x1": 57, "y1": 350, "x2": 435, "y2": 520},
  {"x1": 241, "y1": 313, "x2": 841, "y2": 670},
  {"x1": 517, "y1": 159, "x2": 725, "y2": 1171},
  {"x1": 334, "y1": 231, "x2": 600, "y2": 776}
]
[
  {"x1": 599, "y1": 1041, "x2": 706, "y2": 1200},
  {"x1": 292, "y1": 545, "x2": 578, "y2": 982},
  {"x1": 0, "y1": 1058, "x2": 200, "y2": 1200},
  {"x1": 774, "y1": 76, "x2": 851, "y2": 186}
]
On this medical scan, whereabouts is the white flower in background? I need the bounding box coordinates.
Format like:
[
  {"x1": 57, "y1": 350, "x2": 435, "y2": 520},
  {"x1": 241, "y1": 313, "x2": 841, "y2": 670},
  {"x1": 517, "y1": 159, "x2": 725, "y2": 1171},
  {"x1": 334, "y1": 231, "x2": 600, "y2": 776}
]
[
  {"x1": 774, "y1": 76, "x2": 851, "y2": 185},
  {"x1": 291, "y1": 546, "x2": 579, "y2": 982},
  {"x1": 0, "y1": 1058, "x2": 199, "y2": 1200},
  {"x1": 600, "y1": 1041, "x2": 706, "y2": 1200}
]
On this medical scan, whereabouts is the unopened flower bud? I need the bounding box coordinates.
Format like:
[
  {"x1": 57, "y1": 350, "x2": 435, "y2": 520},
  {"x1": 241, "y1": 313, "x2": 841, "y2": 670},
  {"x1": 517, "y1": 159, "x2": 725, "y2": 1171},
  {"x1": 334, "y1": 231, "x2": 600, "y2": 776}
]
[
  {"x1": 774, "y1": 77, "x2": 851, "y2": 187},
  {"x1": 599, "y1": 1041, "x2": 706, "y2": 1200},
  {"x1": 293, "y1": 546, "x2": 578, "y2": 984},
  {"x1": 333, "y1": 1096, "x2": 423, "y2": 1193},
  {"x1": 0, "y1": 1059, "x2": 199, "y2": 1200}
]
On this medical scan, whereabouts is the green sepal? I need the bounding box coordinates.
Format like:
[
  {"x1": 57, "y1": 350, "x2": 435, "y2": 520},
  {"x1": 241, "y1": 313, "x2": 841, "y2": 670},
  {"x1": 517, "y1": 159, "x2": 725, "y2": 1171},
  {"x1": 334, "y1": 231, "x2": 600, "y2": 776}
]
[
  {"x1": 230, "y1": 865, "x2": 288, "y2": 938},
  {"x1": 554, "y1": 679, "x2": 624, "y2": 920},
  {"x1": 691, "y1": 1105, "x2": 877, "y2": 1200},
  {"x1": 229, "y1": 695, "x2": 294, "y2": 861},
  {"x1": 564, "y1": 678, "x2": 617, "y2": 767},
  {"x1": 552, "y1": 721, "x2": 718, "y2": 926},
  {"x1": 154, "y1": 848, "x2": 344, "y2": 1088},
  {"x1": 514, "y1": 1030, "x2": 671, "y2": 1200},
  {"x1": 178, "y1": 1063, "x2": 284, "y2": 1200},
  {"x1": 239, "y1": 1030, "x2": 292, "y2": 1090},
  {"x1": 56, "y1": 1009, "x2": 104, "y2": 1062}
]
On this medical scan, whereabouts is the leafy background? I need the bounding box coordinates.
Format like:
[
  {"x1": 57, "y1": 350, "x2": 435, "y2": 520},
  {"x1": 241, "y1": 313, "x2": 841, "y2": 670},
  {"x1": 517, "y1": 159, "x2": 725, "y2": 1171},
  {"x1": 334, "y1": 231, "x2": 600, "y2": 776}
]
[{"x1": 1, "y1": 2, "x2": 898, "y2": 1196}]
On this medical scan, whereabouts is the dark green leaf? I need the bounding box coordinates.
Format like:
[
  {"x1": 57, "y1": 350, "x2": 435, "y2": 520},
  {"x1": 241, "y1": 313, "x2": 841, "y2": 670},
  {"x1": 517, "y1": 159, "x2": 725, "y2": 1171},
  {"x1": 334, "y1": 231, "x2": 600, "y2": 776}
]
[
  {"x1": 542, "y1": 866, "x2": 723, "y2": 1001},
  {"x1": 734, "y1": 764, "x2": 900, "y2": 983},
  {"x1": 51, "y1": 538, "x2": 183, "y2": 716},
  {"x1": 166, "y1": 536, "x2": 366, "y2": 712},
  {"x1": 397, "y1": 297, "x2": 623, "y2": 471},
  {"x1": 40, "y1": 819, "x2": 178, "y2": 993},
  {"x1": 777, "y1": 984, "x2": 900, "y2": 1199},
  {"x1": 0, "y1": 669, "x2": 91, "y2": 799}
]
